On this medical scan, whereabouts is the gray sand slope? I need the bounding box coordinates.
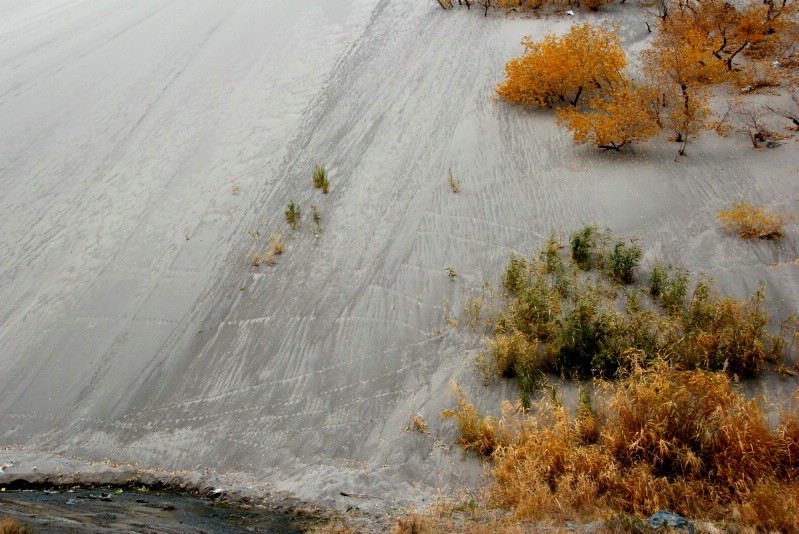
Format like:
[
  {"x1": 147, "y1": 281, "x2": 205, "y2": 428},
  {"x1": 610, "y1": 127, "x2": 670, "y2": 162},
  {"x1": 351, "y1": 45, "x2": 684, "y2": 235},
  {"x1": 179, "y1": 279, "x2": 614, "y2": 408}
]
[{"x1": 1, "y1": 0, "x2": 798, "y2": 512}]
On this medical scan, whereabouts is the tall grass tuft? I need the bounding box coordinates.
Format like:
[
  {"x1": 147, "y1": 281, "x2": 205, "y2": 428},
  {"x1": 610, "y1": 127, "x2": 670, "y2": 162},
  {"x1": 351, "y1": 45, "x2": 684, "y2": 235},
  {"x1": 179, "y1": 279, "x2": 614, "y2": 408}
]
[
  {"x1": 312, "y1": 165, "x2": 330, "y2": 194},
  {"x1": 285, "y1": 200, "x2": 301, "y2": 229}
]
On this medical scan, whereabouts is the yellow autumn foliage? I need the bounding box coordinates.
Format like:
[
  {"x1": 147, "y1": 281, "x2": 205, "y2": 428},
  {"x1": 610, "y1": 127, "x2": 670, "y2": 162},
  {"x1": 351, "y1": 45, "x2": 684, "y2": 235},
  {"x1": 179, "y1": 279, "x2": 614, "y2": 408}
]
[
  {"x1": 716, "y1": 203, "x2": 794, "y2": 239},
  {"x1": 555, "y1": 82, "x2": 661, "y2": 150},
  {"x1": 496, "y1": 24, "x2": 626, "y2": 109},
  {"x1": 661, "y1": 84, "x2": 711, "y2": 144}
]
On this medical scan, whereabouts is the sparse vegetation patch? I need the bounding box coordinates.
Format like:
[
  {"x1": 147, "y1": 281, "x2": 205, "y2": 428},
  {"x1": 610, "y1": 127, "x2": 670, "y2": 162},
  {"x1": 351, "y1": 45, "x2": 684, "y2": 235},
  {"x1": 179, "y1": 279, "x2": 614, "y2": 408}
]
[
  {"x1": 437, "y1": 228, "x2": 799, "y2": 529},
  {"x1": 480, "y1": 229, "x2": 786, "y2": 397}
]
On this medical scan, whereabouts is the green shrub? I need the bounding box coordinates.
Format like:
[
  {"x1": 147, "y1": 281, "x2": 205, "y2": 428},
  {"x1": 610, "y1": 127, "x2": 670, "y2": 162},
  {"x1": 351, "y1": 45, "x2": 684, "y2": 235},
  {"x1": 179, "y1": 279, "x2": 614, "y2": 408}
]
[
  {"x1": 649, "y1": 264, "x2": 668, "y2": 298},
  {"x1": 480, "y1": 230, "x2": 788, "y2": 400},
  {"x1": 570, "y1": 225, "x2": 598, "y2": 270},
  {"x1": 503, "y1": 253, "x2": 528, "y2": 294},
  {"x1": 649, "y1": 264, "x2": 689, "y2": 313},
  {"x1": 504, "y1": 271, "x2": 560, "y2": 341},
  {"x1": 674, "y1": 281, "x2": 782, "y2": 377},
  {"x1": 550, "y1": 288, "x2": 629, "y2": 379},
  {"x1": 663, "y1": 270, "x2": 689, "y2": 311},
  {"x1": 604, "y1": 239, "x2": 642, "y2": 284},
  {"x1": 311, "y1": 204, "x2": 321, "y2": 229},
  {"x1": 540, "y1": 233, "x2": 565, "y2": 274}
]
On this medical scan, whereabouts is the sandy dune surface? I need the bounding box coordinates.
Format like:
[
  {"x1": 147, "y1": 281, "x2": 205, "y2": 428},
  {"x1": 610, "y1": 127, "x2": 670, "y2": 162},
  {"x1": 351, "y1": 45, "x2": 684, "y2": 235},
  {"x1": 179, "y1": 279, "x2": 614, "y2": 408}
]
[{"x1": 1, "y1": 0, "x2": 798, "y2": 512}]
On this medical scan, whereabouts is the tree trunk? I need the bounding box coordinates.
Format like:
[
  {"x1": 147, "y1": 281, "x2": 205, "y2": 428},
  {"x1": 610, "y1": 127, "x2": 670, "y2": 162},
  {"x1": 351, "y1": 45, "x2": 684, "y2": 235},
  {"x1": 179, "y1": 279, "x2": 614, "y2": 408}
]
[
  {"x1": 571, "y1": 86, "x2": 584, "y2": 107},
  {"x1": 599, "y1": 142, "x2": 624, "y2": 151},
  {"x1": 677, "y1": 137, "x2": 687, "y2": 157},
  {"x1": 726, "y1": 41, "x2": 749, "y2": 71}
]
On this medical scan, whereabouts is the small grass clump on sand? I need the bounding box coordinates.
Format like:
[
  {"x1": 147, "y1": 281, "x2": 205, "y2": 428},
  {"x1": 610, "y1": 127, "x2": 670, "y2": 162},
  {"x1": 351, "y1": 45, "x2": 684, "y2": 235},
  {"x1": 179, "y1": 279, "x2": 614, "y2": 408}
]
[
  {"x1": 311, "y1": 204, "x2": 321, "y2": 230},
  {"x1": 447, "y1": 168, "x2": 461, "y2": 193},
  {"x1": 285, "y1": 200, "x2": 301, "y2": 229},
  {"x1": 312, "y1": 165, "x2": 329, "y2": 194},
  {"x1": 405, "y1": 414, "x2": 428, "y2": 433},
  {"x1": 444, "y1": 363, "x2": 799, "y2": 529},
  {"x1": 482, "y1": 228, "x2": 786, "y2": 393},
  {"x1": 247, "y1": 247, "x2": 276, "y2": 267},
  {"x1": 270, "y1": 233, "x2": 285, "y2": 255},
  {"x1": 716, "y1": 202, "x2": 794, "y2": 239}
]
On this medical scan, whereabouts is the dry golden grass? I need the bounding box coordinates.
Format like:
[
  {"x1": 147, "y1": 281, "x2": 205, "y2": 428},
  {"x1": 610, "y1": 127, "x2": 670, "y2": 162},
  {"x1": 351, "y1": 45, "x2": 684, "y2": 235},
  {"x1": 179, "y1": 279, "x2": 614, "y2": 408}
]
[
  {"x1": 445, "y1": 362, "x2": 799, "y2": 529},
  {"x1": 716, "y1": 203, "x2": 794, "y2": 239},
  {"x1": 442, "y1": 383, "x2": 509, "y2": 456},
  {"x1": 270, "y1": 233, "x2": 285, "y2": 255},
  {"x1": 247, "y1": 248, "x2": 276, "y2": 267},
  {"x1": 308, "y1": 519, "x2": 354, "y2": 533},
  {"x1": 247, "y1": 247, "x2": 262, "y2": 267},
  {"x1": 392, "y1": 500, "x2": 527, "y2": 534},
  {"x1": 405, "y1": 414, "x2": 428, "y2": 433},
  {"x1": 0, "y1": 517, "x2": 28, "y2": 534},
  {"x1": 394, "y1": 514, "x2": 527, "y2": 534}
]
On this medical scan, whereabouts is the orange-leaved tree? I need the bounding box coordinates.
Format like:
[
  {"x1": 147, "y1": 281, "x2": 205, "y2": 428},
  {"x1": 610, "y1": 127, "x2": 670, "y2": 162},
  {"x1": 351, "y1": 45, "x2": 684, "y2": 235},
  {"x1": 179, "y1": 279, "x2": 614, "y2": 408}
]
[
  {"x1": 555, "y1": 81, "x2": 661, "y2": 150},
  {"x1": 651, "y1": 0, "x2": 796, "y2": 73},
  {"x1": 497, "y1": 24, "x2": 626, "y2": 109},
  {"x1": 736, "y1": 0, "x2": 798, "y2": 58},
  {"x1": 661, "y1": 84, "x2": 711, "y2": 154},
  {"x1": 642, "y1": 20, "x2": 717, "y2": 155},
  {"x1": 673, "y1": 0, "x2": 772, "y2": 72}
]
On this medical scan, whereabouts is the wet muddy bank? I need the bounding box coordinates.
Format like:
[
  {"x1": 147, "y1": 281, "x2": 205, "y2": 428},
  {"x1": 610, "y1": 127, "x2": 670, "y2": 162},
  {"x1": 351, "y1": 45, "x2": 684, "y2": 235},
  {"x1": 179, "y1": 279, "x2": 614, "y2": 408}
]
[
  {"x1": 0, "y1": 449, "x2": 395, "y2": 532},
  {"x1": 0, "y1": 450, "x2": 345, "y2": 532},
  {"x1": 0, "y1": 487, "x2": 321, "y2": 533}
]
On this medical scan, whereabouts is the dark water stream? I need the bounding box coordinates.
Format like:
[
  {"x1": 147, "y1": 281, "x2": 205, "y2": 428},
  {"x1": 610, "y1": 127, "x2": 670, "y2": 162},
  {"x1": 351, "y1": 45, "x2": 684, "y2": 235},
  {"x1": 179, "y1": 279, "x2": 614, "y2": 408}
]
[{"x1": 0, "y1": 489, "x2": 313, "y2": 533}]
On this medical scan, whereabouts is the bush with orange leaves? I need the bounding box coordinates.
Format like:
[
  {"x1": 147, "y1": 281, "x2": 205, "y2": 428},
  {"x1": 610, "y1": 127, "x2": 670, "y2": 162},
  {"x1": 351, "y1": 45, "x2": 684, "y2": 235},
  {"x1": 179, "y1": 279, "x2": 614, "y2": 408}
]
[
  {"x1": 496, "y1": 24, "x2": 626, "y2": 109},
  {"x1": 716, "y1": 203, "x2": 794, "y2": 239},
  {"x1": 556, "y1": 82, "x2": 661, "y2": 150},
  {"x1": 445, "y1": 363, "x2": 799, "y2": 529}
]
